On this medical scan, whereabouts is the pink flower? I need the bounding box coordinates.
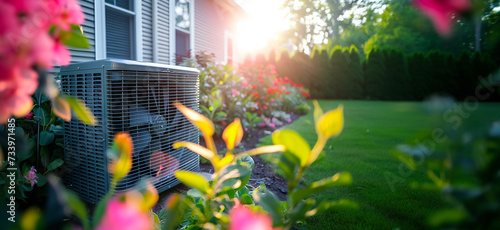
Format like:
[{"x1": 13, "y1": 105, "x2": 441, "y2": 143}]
[
  {"x1": 269, "y1": 123, "x2": 276, "y2": 128},
  {"x1": 0, "y1": 0, "x2": 85, "y2": 124},
  {"x1": 25, "y1": 111, "x2": 34, "y2": 120},
  {"x1": 287, "y1": 118, "x2": 292, "y2": 123},
  {"x1": 414, "y1": 0, "x2": 470, "y2": 35},
  {"x1": 24, "y1": 166, "x2": 38, "y2": 187},
  {"x1": 259, "y1": 121, "x2": 266, "y2": 127},
  {"x1": 232, "y1": 89, "x2": 240, "y2": 96},
  {"x1": 96, "y1": 198, "x2": 152, "y2": 230},
  {"x1": 229, "y1": 205, "x2": 280, "y2": 230}
]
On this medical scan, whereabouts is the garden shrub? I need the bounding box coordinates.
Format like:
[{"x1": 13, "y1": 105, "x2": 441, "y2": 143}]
[
  {"x1": 364, "y1": 49, "x2": 388, "y2": 100},
  {"x1": 270, "y1": 47, "x2": 498, "y2": 101},
  {"x1": 183, "y1": 51, "x2": 309, "y2": 134}
]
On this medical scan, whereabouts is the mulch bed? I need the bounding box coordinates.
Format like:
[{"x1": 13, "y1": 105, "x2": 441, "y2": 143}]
[{"x1": 153, "y1": 113, "x2": 303, "y2": 212}]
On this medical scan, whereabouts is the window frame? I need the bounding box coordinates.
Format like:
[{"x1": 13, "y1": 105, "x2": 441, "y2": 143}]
[
  {"x1": 170, "y1": 0, "x2": 195, "y2": 65},
  {"x1": 224, "y1": 30, "x2": 235, "y2": 65},
  {"x1": 95, "y1": 0, "x2": 143, "y2": 61}
]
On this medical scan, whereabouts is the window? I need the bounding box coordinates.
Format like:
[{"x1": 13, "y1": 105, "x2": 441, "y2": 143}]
[
  {"x1": 174, "y1": 0, "x2": 191, "y2": 64},
  {"x1": 227, "y1": 37, "x2": 233, "y2": 65},
  {"x1": 225, "y1": 31, "x2": 234, "y2": 65},
  {"x1": 105, "y1": 0, "x2": 135, "y2": 59}
]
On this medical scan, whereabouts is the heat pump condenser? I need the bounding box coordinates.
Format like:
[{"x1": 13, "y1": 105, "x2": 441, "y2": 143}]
[{"x1": 60, "y1": 59, "x2": 200, "y2": 203}]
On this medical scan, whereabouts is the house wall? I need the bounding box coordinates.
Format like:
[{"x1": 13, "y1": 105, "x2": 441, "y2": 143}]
[
  {"x1": 157, "y1": 0, "x2": 171, "y2": 64},
  {"x1": 194, "y1": 0, "x2": 238, "y2": 64},
  {"x1": 68, "y1": 0, "x2": 96, "y2": 64},
  {"x1": 63, "y1": 0, "x2": 238, "y2": 69},
  {"x1": 142, "y1": 0, "x2": 154, "y2": 62}
]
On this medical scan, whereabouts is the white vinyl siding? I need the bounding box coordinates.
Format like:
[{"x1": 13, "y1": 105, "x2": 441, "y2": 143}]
[
  {"x1": 142, "y1": 0, "x2": 153, "y2": 62},
  {"x1": 157, "y1": 0, "x2": 170, "y2": 64},
  {"x1": 69, "y1": 0, "x2": 96, "y2": 63}
]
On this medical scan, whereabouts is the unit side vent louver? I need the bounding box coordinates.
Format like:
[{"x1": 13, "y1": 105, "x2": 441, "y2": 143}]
[{"x1": 60, "y1": 59, "x2": 200, "y2": 203}]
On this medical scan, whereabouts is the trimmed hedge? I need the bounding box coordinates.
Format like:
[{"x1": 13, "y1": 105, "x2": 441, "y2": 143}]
[{"x1": 262, "y1": 47, "x2": 499, "y2": 101}]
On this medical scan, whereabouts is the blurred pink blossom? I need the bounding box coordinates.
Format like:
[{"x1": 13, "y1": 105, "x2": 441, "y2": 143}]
[
  {"x1": 269, "y1": 123, "x2": 276, "y2": 128},
  {"x1": 414, "y1": 0, "x2": 470, "y2": 35},
  {"x1": 96, "y1": 199, "x2": 152, "y2": 230},
  {"x1": 0, "y1": 0, "x2": 84, "y2": 123},
  {"x1": 24, "y1": 166, "x2": 38, "y2": 187},
  {"x1": 229, "y1": 205, "x2": 280, "y2": 230}
]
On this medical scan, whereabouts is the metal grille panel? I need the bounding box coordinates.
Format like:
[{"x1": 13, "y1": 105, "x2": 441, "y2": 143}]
[{"x1": 61, "y1": 60, "x2": 200, "y2": 203}]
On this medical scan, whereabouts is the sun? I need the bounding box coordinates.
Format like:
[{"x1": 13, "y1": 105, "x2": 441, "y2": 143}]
[{"x1": 236, "y1": 0, "x2": 290, "y2": 53}]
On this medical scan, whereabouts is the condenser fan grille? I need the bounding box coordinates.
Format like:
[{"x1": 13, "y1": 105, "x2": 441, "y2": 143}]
[
  {"x1": 106, "y1": 70, "x2": 199, "y2": 192},
  {"x1": 60, "y1": 60, "x2": 200, "y2": 203}
]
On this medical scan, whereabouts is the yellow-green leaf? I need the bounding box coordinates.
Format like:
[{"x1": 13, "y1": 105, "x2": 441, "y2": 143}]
[
  {"x1": 222, "y1": 118, "x2": 244, "y2": 150},
  {"x1": 66, "y1": 96, "x2": 97, "y2": 125},
  {"x1": 313, "y1": 100, "x2": 323, "y2": 123},
  {"x1": 173, "y1": 141, "x2": 217, "y2": 164},
  {"x1": 174, "y1": 101, "x2": 214, "y2": 137},
  {"x1": 175, "y1": 171, "x2": 210, "y2": 194},
  {"x1": 108, "y1": 133, "x2": 133, "y2": 180},
  {"x1": 316, "y1": 104, "x2": 344, "y2": 140},
  {"x1": 237, "y1": 145, "x2": 285, "y2": 156},
  {"x1": 272, "y1": 130, "x2": 311, "y2": 167},
  {"x1": 51, "y1": 96, "x2": 71, "y2": 121}
]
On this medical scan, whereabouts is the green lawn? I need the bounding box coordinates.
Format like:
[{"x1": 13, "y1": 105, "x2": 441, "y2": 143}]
[{"x1": 259, "y1": 100, "x2": 500, "y2": 230}]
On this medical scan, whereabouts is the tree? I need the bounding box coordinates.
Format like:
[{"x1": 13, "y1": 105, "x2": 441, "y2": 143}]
[
  {"x1": 282, "y1": 0, "x2": 368, "y2": 52},
  {"x1": 363, "y1": 49, "x2": 387, "y2": 99}
]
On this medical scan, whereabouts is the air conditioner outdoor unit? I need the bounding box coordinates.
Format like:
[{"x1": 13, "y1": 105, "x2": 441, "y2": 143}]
[{"x1": 60, "y1": 59, "x2": 200, "y2": 203}]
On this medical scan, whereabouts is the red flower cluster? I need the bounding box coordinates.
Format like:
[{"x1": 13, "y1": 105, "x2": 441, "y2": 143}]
[{"x1": 267, "y1": 87, "x2": 283, "y2": 96}]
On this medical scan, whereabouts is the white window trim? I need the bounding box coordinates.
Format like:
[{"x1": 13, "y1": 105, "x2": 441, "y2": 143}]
[
  {"x1": 94, "y1": 0, "x2": 143, "y2": 61},
  {"x1": 224, "y1": 30, "x2": 235, "y2": 65},
  {"x1": 169, "y1": 0, "x2": 195, "y2": 65}
]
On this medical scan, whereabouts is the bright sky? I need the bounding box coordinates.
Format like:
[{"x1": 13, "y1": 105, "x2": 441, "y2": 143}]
[{"x1": 235, "y1": 0, "x2": 290, "y2": 52}]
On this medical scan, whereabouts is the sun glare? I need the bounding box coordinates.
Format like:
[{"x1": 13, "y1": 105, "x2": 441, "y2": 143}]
[{"x1": 237, "y1": 0, "x2": 290, "y2": 53}]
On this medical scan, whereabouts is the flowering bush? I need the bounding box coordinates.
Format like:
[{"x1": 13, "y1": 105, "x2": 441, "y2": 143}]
[
  {"x1": 0, "y1": 0, "x2": 95, "y2": 207},
  {"x1": 184, "y1": 51, "x2": 309, "y2": 135},
  {"x1": 0, "y1": 0, "x2": 88, "y2": 124}
]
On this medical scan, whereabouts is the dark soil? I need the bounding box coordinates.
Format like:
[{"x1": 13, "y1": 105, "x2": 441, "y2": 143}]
[{"x1": 153, "y1": 113, "x2": 303, "y2": 212}]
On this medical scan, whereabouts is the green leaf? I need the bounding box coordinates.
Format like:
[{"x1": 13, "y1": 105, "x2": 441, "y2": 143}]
[
  {"x1": 49, "y1": 124, "x2": 64, "y2": 136},
  {"x1": 175, "y1": 171, "x2": 210, "y2": 194},
  {"x1": 163, "y1": 194, "x2": 187, "y2": 230},
  {"x1": 306, "y1": 199, "x2": 359, "y2": 217},
  {"x1": 60, "y1": 30, "x2": 89, "y2": 49},
  {"x1": 33, "y1": 107, "x2": 50, "y2": 126},
  {"x1": 18, "y1": 138, "x2": 36, "y2": 162},
  {"x1": 272, "y1": 130, "x2": 311, "y2": 167},
  {"x1": 36, "y1": 173, "x2": 47, "y2": 187},
  {"x1": 55, "y1": 138, "x2": 64, "y2": 147},
  {"x1": 427, "y1": 208, "x2": 467, "y2": 227},
  {"x1": 40, "y1": 130, "x2": 55, "y2": 146},
  {"x1": 240, "y1": 194, "x2": 254, "y2": 204},
  {"x1": 252, "y1": 185, "x2": 284, "y2": 226},
  {"x1": 214, "y1": 161, "x2": 252, "y2": 193},
  {"x1": 66, "y1": 96, "x2": 97, "y2": 125},
  {"x1": 291, "y1": 172, "x2": 352, "y2": 204},
  {"x1": 40, "y1": 147, "x2": 51, "y2": 168},
  {"x1": 274, "y1": 154, "x2": 297, "y2": 182},
  {"x1": 289, "y1": 199, "x2": 315, "y2": 225},
  {"x1": 47, "y1": 159, "x2": 64, "y2": 172},
  {"x1": 48, "y1": 175, "x2": 89, "y2": 230}
]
